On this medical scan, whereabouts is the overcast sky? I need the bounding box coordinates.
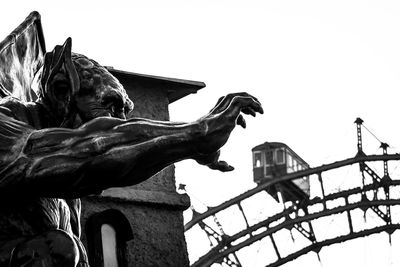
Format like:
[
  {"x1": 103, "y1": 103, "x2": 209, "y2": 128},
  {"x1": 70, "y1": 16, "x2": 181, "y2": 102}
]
[{"x1": 2, "y1": 1, "x2": 400, "y2": 266}]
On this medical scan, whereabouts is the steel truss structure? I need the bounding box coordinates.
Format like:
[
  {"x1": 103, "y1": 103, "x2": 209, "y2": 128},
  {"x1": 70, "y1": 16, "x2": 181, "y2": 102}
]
[{"x1": 185, "y1": 119, "x2": 400, "y2": 267}]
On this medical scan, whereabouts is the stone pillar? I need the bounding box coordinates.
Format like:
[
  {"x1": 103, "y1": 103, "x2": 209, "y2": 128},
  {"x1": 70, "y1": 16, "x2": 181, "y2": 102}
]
[{"x1": 80, "y1": 69, "x2": 205, "y2": 267}]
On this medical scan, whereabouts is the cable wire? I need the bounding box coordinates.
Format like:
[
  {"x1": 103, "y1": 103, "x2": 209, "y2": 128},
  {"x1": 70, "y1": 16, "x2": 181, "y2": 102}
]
[{"x1": 362, "y1": 124, "x2": 385, "y2": 145}]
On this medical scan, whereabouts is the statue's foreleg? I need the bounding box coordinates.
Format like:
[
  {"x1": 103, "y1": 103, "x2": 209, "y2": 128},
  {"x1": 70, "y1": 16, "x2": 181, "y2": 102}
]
[
  {"x1": 2, "y1": 118, "x2": 205, "y2": 197},
  {"x1": 0, "y1": 93, "x2": 262, "y2": 198}
]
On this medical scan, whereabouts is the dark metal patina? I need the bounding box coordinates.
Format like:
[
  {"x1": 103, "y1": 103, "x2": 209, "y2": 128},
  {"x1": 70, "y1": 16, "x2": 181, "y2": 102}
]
[{"x1": 0, "y1": 12, "x2": 262, "y2": 266}]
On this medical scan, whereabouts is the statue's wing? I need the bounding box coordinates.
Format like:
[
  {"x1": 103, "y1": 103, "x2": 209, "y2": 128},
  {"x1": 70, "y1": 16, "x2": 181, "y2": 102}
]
[{"x1": 0, "y1": 11, "x2": 46, "y2": 102}]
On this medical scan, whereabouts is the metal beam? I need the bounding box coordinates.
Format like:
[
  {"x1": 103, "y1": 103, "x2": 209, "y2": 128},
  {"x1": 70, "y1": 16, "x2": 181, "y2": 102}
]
[
  {"x1": 185, "y1": 153, "x2": 400, "y2": 231},
  {"x1": 265, "y1": 224, "x2": 400, "y2": 267},
  {"x1": 192, "y1": 198, "x2": 400, "y2": 267}
]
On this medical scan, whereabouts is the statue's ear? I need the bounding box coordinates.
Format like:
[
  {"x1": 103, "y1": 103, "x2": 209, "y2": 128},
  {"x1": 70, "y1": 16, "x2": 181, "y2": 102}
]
[{"x1": 41, "y1": 38, "x2": 79, "y2": 119}]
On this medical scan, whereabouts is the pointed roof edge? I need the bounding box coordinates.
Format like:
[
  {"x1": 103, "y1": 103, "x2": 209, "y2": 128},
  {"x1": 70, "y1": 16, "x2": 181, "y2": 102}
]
[{"x1": 107, "y1": 67, "x2": 206, "y2": 104}]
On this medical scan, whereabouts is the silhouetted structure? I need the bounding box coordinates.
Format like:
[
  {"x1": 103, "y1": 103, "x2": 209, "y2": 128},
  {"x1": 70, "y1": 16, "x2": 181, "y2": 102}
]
[{"x1": 186, "y1": 121, "x2": 400, "y2": 267}]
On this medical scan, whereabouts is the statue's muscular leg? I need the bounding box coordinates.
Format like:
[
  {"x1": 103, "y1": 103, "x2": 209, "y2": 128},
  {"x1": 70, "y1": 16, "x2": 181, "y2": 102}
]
[{"x1": 0, "y1": 230, "x2": 81, "y2": 267}]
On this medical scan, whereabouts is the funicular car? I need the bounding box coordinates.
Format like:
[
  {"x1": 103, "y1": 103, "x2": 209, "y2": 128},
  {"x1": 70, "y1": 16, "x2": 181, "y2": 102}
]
[{"x1": 252, "y1": 142, "x2": 310, "y2": 203}]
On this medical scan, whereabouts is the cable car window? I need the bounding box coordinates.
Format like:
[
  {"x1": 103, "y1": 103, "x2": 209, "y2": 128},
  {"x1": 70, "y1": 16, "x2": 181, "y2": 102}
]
[
  {"x1": 287, "y1": 153, "x2": 294, "y2": 173},
  {"x1": 101, "y1": 224, "x2": 119, "y2": 267},
  {"x1": 253, "y1": 151, "x2": 262, "y2": 167},
  {"x1": 265, "y1": 150, "x2": 273, "y2": 166},
  {"x1": 287, "y1": 153, "x2": 292, "y2": 166},
  {"x1": 275, "y1": 149, "x2": 285, "y2": 164}
]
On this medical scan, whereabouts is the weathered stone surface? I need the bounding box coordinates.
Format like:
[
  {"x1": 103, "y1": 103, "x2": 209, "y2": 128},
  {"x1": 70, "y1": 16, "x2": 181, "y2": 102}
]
[
  {"x1": 101, "y1": 188, "x2": 191, "y2": 209},
  {"x1": 80, "y1": 69, "x2": 199, "y2": 266},
  {"x1": 110, "y1": 70, "x2": 175, "y2": 193},
  {"x1": 81, "y1": 197, "x2": 190, "y2": 267}
]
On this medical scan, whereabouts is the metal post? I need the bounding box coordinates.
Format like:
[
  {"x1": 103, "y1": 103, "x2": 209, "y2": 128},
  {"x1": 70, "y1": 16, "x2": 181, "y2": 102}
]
[
  {"x1": 270, "y1": 234, "x2": 281, "y2": 260},
  {"x1": 345, "y1": 197, "x2": 354, "y2": 233},
  {"x1": 380, "y1": 142, "x2": 389, "y2": 178},
  {"x1": 380, "y1": 142, "x2": 392, "y2": 225},
  {"x1": 317, "y1": 172, "x2": 327, "y2": 210},
  {"x1": 355, "y1": 118, "x2": 364, "y2": 156},
  {"x1": 237, "y1": 202, "x2": 252, "y2": 236}
]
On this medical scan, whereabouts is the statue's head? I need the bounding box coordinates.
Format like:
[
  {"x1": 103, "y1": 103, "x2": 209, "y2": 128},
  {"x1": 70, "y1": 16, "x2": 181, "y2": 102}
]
[{"x1": 37, "y1": 38, "x2": 134, "y2": 127}]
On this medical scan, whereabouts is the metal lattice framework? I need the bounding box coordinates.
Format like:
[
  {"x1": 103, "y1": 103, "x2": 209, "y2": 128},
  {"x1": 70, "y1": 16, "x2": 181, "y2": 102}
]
[{"x1": 184, "y1": 119, "x2": 400, "y2": 267}]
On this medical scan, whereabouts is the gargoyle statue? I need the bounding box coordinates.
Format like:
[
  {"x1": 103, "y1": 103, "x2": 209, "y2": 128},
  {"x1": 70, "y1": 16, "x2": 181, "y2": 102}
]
[{"x1": 0, "y1": 12, "x2": 263, "y2": 266}]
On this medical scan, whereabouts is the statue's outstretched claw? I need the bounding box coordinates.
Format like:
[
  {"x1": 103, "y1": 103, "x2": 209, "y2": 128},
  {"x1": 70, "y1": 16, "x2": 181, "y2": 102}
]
[{"x1": 0, "y1": 12, "x2": 262, "y2": 266}]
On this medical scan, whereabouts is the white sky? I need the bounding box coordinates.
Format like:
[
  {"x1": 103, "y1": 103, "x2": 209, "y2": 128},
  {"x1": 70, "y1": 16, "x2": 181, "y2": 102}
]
[{"x1": 2, "y1": 1, "x2": 400, "y2": 266}]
